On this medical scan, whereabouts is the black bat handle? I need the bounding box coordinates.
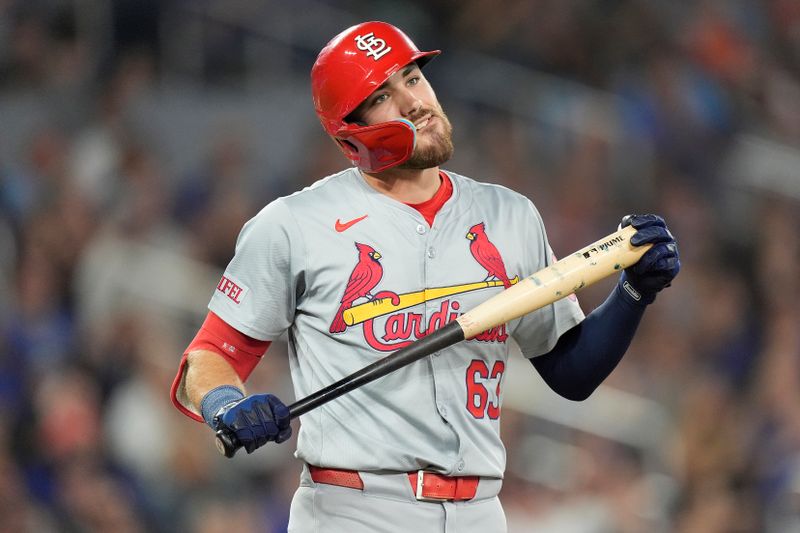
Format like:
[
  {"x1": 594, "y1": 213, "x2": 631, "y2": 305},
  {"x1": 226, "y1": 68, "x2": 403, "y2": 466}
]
[
  {"x1": 215, "y1": 321, "x2": 465, "y2": 458},
  {"x1": 215, "y1": 429, "x2": 239, "y2": 458}
]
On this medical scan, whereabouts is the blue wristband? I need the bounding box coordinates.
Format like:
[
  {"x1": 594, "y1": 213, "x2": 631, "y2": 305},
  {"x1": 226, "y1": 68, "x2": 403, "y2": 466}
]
[{"x1": 200, "y1": 385, "x2": 245, "y2": 428}]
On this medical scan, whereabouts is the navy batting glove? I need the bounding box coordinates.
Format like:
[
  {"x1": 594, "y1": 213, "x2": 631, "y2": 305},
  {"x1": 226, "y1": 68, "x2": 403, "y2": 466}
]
[
  {"x1": 618, "y1": 214, "x2": 680, "y2": 305},
  {"x1": 213, "y1": 394, "x2": 292, "y2": 454}
]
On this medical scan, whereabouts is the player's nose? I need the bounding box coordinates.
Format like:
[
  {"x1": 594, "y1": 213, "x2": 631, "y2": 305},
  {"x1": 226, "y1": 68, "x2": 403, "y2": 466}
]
[{"x1": 399, "y1": 90, "x2": 423, "y2": 118}]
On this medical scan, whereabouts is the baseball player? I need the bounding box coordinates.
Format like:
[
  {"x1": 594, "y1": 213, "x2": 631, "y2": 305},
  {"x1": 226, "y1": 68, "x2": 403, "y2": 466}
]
[{"x1": 171, "y1": 21, "x2": 680, "y2": 532}]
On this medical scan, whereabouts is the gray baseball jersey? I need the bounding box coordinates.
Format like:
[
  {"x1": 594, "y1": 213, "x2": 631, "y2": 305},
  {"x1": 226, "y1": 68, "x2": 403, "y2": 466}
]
[{"x1": 208, "y1": 167, "x2": 584, "y2": 478}]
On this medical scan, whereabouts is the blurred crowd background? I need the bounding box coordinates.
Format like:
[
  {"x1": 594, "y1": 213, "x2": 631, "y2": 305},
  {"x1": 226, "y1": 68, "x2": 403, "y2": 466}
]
[{"x1": 1, "y1": 1, "x2": 799, "y2": 531}]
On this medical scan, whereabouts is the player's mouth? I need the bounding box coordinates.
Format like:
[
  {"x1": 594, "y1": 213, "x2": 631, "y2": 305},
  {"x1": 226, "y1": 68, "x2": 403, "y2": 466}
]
[{"x1": 414, "y1": 114, "x2": 434, "y2": 131}]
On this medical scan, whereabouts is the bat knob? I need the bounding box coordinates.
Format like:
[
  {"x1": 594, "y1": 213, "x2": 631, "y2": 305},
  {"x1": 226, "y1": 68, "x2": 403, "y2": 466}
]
[{"x1": 215, "y1": 429, "x2": 239, "y2": 458}]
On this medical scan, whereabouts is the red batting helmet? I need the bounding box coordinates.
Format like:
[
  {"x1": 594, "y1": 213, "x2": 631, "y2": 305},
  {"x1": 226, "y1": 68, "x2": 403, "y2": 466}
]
[{"x1": 311, "y1": 21, "x2": 440, "y2": 173}]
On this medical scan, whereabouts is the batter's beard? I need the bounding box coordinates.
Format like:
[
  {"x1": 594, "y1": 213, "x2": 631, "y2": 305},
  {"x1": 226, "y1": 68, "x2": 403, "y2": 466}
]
[{"x1": 398, "y1": 110, "x2": 454, "y2": 170}]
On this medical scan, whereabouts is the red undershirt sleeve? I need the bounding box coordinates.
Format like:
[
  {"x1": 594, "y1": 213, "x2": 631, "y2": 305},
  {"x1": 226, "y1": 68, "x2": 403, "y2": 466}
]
[{"x1": 170, "y1": 311, "x2": 271, "y2": 422}]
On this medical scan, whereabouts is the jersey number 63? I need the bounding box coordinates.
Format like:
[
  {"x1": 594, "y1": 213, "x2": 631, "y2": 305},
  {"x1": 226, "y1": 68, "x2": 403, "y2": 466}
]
[{"x1": 466, "y1": 359, "x2": 505, "y2": 419}]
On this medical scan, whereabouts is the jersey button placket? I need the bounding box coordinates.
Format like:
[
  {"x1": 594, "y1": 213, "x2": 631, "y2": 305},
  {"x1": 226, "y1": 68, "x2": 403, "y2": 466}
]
[{"x1": 420, "y1": 220, "x2": 448, "y2": 424}]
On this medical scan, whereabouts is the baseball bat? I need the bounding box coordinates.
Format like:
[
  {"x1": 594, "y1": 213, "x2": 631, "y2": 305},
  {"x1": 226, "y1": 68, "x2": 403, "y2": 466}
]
[
  {"x1": 344, "y1": 276, "x2": 520, "y2": 326},
  {"x1": 216, "y1": 224, "x2": 650, "y2": 457}
]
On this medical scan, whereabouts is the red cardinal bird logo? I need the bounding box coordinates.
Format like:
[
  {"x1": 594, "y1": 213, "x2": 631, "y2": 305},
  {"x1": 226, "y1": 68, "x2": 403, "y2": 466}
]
[
  {"x1": 466, "y1": 223, "x2": 512, "y2": 288},
  {"x1": 329, "y1": 243, "x2": 384, "y2": 334}
]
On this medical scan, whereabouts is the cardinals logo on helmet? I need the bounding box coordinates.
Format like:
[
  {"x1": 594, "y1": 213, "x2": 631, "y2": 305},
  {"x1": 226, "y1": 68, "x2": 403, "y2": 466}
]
[
  {"x1": 354, "y1": 32, "x2": 392, "y2": 60},
  {"x1": 466, "y1": 223, "x2": 512, "y2": 288}
]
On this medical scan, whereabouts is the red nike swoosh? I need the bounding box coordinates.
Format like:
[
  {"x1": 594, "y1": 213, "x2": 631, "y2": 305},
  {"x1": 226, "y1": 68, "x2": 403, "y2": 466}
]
[{"x1": 335, "y1": 214, "x2": 368, "y2": 232}]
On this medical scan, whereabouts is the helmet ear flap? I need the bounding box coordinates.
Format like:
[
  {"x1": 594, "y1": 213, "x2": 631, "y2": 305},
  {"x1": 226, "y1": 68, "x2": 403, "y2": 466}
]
[
  {"x1": 335, "y1": 119, "x2": 417, "y2": 173},
  {"x1": 335, "y1": 138, "x2": 360, "y2": 161}
]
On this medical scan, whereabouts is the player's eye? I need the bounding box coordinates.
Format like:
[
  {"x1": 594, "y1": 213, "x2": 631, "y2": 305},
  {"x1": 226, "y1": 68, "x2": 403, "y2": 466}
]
[
  {"x1": 372, "y1": 93, "x2": 388, "y2": 106},
  {"x1": 407, "y1": 76, "x2": 420, "y2": 86}
]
